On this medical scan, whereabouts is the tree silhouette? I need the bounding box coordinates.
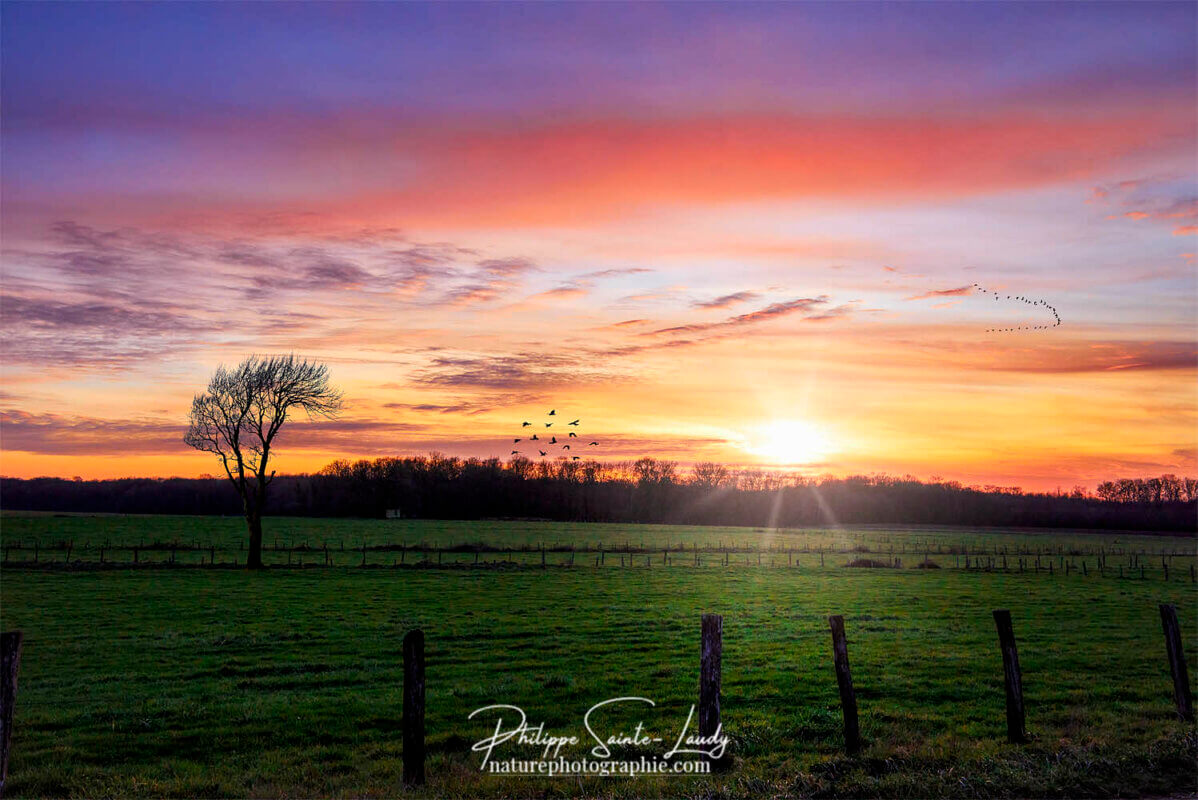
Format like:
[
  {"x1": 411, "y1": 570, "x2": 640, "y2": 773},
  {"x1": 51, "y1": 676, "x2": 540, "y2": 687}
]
[
  {"x1": 184, "y1": 354, "x2": 342, "y2": 568},
  {"x1": 3, "y1": 464, "x2": 1195, "y2": 532}
]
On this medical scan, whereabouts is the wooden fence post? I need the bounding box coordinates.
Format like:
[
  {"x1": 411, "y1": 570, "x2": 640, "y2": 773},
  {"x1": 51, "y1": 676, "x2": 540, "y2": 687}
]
[
  {"x1": 992, "y1": 610, "x2": 1027, "y2": 743},
  {"x1": 828, "y1": 615, "x2": 861, "y2": 754},
  {"x1": 1159, "y1": 604, "x2": 1194, "y2": 721},
  {"x1": 1, "y1": 631, "x2": 24, "y2": 798},
  {"x1": 699, "y1": 613, "x2": 722, "y2": 764},
  {"x1": 402, "y1": 629, "x2": 426, "y2": 785}
]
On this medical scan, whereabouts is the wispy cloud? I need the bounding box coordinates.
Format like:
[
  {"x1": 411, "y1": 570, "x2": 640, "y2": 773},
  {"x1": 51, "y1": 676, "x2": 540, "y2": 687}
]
[
  {"x1": 382, "y1": 393, "x2": 543, "y2": 416},
  {"x1": 580, "y1": 267, "x2": 653, "y2": 279},
  {"x1": 905, "y1": 285, "x2": 973, "y2": 301},
  {"x1": 412, "y1": 353, "x2": 622, "y2": 389},
  {"x1": 692, "y1": 291, "x2": 759, "y2": 309},
  {"x1": 646, "y1": 296, "x2": 832, "y2": 337},
  {"x1": 0, "y1": 409, "x2": 430, "y2": 455},
  {"x1": 525, "y1": 281, "x2": 592, "y2": 302},
  {"x1": 882, "y1": 265, "x2": 927, "y2": 278},
  {"x1": 1, "y1": 222, "x2": 540, "y2": 369},
  {"x1": 1090, "y1": 177, "x2": 1198, "y2": 235},
  {"x1": 1119, "y1": 196, "x2": 1197, "y2": 221},
  {"x1": 442, "y1": 257, "x2": 539, "y2": 306},
  {"x1": 885, "y1": 338, "x2": 1198, "y2": 374}
]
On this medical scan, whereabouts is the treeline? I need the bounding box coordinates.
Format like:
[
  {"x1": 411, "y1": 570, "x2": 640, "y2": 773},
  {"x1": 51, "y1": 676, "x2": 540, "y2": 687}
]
[
  {"x1": 1095, "y1": 475, "x2": 1197, "y2": 504},
  {"x1": 2, "y1": 456, "x2": 1195, "y2": 532}
]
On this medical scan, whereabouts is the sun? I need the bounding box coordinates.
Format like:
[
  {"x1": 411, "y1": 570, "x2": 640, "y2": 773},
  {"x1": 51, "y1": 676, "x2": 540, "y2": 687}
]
[{"x1": 742, "y1": 419, "x2": 834, "y2": 465}]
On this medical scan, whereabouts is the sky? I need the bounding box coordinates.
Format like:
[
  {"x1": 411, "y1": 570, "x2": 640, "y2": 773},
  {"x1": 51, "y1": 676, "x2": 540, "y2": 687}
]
[{"x1": 2, "y1": 1, "x2": 1196, "y2": 490}]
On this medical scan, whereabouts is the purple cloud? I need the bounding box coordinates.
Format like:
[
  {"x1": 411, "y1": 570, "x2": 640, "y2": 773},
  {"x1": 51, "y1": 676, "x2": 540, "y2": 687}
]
[{"x1": 692, "y1": 291, "x2": 759, "y2": 309}]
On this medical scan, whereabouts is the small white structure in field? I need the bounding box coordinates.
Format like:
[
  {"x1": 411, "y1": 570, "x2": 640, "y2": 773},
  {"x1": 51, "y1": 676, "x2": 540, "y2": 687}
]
[{"x1": 386, "y1": 508, "x2": 402, "y2": 519}]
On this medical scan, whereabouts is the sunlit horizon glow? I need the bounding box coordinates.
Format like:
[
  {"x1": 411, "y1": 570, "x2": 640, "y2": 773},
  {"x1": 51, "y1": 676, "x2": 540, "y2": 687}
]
[
  {"x1": 1, "y1": 2, "x2": 1195, "y2": 491},
  {"x1": 741, "y1": 421, "x2": 835, "y2": 467}
]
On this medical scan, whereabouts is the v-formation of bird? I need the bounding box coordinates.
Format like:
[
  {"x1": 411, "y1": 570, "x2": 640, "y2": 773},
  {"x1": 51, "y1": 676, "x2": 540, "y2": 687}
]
[
  {"x1": 512, "y1": 409, "x2": 599, "y2": 459},
  {"x1": 973, "y1": 284, "x2": 1062, "y2": 333}
]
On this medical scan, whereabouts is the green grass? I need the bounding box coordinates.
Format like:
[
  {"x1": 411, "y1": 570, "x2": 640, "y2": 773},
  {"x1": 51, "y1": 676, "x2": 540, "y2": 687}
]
[
  {"x1": 2, "y1": 513, "x2": 1192, "y2": 571},
  {"x1": 1, "y1": 515, "x2": 1195, "y2": 798}
]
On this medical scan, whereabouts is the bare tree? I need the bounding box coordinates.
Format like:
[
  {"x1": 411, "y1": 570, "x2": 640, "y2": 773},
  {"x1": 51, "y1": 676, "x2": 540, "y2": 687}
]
[
  {"x1": 691, "y1": 462, "x2": 730, "y2": 489},
  {"x1": 184, "y1": 354, "x2": 343, "y2": 568}
]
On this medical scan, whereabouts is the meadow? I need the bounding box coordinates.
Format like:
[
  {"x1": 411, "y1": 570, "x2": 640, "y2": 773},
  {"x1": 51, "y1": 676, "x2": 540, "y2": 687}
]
[{"x1": 0, "y1": 514, "x2": 1195, "y2": 798}]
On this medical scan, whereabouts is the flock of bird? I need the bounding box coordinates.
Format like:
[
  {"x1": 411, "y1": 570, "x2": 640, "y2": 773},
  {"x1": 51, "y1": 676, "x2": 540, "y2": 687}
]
[
  {"x1": 501, "y1": 284, "x2": 1056, "y2": 460},
  {"x1": 511, "y1": 409, "x2": 599, "y2": 459},
  {"x1": 973, "y1": 284, "x2": 1061, "y2": 333}
]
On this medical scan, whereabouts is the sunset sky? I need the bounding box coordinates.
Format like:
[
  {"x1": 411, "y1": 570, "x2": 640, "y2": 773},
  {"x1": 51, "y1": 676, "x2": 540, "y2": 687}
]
[{"x1": 2, "y1": 1, "x2": 1196, "y2": 489}]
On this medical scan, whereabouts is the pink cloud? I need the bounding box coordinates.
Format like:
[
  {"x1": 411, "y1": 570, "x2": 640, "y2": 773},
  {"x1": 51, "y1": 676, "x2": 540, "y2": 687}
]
[{"x1": 905, "y1": 285, "x2": 973, "y2": 301}]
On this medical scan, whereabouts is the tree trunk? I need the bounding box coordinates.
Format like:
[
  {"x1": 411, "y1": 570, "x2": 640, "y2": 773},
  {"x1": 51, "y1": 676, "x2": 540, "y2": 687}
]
[{"x1": 246, "y1": 511, "x2": 264, "y2": 569}]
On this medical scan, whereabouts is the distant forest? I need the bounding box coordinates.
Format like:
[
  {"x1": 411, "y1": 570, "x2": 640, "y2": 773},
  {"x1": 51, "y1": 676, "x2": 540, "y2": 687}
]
[{"x1": 3, "y1": 456, "x2": 1196, "y2": 532}]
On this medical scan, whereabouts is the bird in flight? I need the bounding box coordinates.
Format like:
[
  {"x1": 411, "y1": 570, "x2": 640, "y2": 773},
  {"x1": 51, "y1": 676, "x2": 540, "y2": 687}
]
[
  {"x1": 512, "y1": 410, "x2": 595, "y2": 461},
  {"x1": 974, "y1": 283, "x2": 1061, "y2": 333}
]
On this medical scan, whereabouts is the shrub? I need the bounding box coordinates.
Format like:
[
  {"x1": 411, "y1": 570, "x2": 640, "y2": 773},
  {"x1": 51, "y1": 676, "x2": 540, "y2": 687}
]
[{"x1": 845, "y1": 558, "x2": 892, "y2": 568}]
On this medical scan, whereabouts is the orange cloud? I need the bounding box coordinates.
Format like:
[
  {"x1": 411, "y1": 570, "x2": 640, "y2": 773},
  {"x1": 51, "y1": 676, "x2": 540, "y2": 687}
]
[
  {"x1": 116, "y1": 108, "x2": 1195, "y2": 230},
  {"x1": 838, "y1": 334, "x2": 1197, "y2": 375}
]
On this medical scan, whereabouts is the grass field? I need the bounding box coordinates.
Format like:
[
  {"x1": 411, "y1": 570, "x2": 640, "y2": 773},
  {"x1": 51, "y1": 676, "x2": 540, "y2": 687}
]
[{"x1": 1, "y1": 514, "x2": 1195, "y2": 798}]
